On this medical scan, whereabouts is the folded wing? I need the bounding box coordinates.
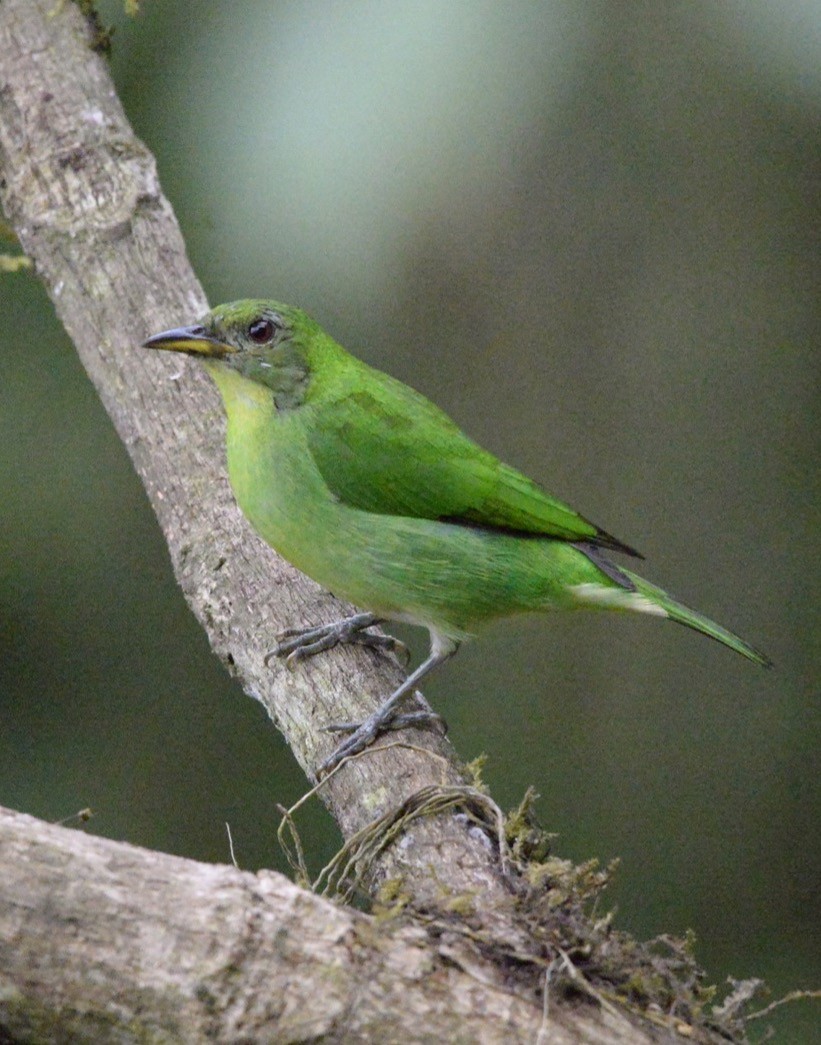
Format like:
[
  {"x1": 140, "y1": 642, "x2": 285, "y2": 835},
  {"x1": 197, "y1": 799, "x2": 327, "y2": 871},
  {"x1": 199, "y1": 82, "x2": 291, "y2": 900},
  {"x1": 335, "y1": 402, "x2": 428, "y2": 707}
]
[{"x1": 306, "y1": 380, "x2": 639, "y2": 556}]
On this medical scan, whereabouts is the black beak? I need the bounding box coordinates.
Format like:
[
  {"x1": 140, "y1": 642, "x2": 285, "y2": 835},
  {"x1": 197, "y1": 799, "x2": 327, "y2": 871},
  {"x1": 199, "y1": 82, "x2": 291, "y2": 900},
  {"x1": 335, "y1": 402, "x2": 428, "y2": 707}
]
[{"x1": 142, "y1": 324, "x2": 237, "y2": 357}]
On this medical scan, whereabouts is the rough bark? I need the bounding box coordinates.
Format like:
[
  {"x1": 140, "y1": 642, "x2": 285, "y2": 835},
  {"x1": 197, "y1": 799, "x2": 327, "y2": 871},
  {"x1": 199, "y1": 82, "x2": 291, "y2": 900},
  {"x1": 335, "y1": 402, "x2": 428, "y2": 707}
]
[
  {"x1": 0, "y1": 3, "x2": 723, "y2": 1042},
  {"x1": 0, "y1": 805, "x2": 663, "y2": 1044},
  {"x1": 0, "y1": 0, "x2": 519, "y2": 931}
]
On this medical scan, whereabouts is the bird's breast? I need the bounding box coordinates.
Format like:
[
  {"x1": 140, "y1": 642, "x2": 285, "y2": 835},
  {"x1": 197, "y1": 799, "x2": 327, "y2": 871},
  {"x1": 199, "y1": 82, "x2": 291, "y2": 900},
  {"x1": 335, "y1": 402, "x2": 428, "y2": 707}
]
[{"x1": 224, "y1": 407, "x2": 333, "y2": 556}]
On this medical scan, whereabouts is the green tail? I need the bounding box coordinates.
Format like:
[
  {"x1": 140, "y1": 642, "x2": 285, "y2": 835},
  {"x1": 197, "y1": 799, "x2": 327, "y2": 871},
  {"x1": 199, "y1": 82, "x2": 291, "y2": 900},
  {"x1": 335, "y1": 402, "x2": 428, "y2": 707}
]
[{"x1": 622, "y1": 569, "x2": 771, "y2": 668}]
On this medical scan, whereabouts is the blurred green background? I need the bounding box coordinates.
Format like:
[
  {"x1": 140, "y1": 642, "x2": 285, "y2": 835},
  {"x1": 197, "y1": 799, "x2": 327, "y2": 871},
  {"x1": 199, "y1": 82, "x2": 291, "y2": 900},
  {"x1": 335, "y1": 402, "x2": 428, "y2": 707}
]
[{"x1": 2, "y1": 1, "x2": 818, "y2": 1038}]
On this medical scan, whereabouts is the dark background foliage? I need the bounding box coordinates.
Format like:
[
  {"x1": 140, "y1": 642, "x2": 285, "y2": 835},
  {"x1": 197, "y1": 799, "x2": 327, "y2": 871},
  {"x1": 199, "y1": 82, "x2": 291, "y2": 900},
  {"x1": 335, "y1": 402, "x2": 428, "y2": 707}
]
[{"x1": 2, "y1": 2, "x2": 818, "y2": 1038}]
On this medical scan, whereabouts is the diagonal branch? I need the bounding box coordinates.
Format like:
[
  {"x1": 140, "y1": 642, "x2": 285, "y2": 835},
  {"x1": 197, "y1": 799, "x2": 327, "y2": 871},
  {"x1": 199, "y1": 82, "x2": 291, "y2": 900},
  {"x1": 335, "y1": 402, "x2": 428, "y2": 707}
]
[{"x1": 0, "y1": 0, "x2": 521, "y2": 933}]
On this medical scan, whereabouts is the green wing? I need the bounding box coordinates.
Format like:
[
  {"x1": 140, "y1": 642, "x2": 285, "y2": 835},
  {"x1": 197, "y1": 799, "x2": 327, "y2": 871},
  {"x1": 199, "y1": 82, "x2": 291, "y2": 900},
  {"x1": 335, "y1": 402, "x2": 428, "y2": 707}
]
[{"x1": 306, "y1": 375, "x2": 639, "y2": 556}]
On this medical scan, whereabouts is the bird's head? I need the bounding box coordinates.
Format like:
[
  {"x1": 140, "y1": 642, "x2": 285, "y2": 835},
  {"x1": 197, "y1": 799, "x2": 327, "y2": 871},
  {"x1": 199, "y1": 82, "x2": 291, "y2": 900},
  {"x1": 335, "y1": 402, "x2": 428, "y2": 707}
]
[{"x1": 143, "y1": 300, "x2": 322, "y2": 408}]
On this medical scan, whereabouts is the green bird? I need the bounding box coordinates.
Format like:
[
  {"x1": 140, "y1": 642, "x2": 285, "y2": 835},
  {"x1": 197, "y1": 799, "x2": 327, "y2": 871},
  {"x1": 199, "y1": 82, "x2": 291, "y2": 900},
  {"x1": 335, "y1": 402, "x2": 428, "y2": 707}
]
[{"x1": 144, "y1": 301, "x2": 769, "y2": 773}]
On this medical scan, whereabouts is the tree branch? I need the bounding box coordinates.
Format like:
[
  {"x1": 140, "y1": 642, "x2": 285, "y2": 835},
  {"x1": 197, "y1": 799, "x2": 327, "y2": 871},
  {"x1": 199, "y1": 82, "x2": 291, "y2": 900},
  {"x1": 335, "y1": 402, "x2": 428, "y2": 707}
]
[{"x1": 4, "y1": 804, "x2": 651, "y2": 1044}]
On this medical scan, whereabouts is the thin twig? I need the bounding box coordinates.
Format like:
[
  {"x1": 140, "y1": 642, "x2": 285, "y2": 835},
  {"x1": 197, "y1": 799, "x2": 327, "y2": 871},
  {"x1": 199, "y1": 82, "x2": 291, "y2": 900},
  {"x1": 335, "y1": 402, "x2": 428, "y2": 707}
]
[
  {"x1": 225, "y1": 822, "x2": 238, "y2": 869},
  {"x1": 747, "y1": 988, "x2": 821, "y2": 1021}
]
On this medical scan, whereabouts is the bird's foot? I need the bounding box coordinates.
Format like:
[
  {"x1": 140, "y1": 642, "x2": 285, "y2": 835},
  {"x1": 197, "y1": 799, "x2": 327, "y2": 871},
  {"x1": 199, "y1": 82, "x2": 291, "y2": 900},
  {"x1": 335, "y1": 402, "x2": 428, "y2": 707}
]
[
  {"x1": 315, "y1": 639, "x2": 459, "y2": 775},
  {"x1": 318, "y1": 700, "x2": 447, "y2": 776},
  {"x1": 324, "y1": 696, "x2": 448, "y2": 737},
  {"x1": 265, "y1": 612, "x2": 409, "y2": 669}
]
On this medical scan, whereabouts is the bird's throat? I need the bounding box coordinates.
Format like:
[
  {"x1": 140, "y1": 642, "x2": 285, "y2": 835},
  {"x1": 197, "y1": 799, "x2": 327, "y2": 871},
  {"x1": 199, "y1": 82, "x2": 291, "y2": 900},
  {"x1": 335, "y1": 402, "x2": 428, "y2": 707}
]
[{"x1": 204, "y1": 355, "x2": 309, "y2": 413}]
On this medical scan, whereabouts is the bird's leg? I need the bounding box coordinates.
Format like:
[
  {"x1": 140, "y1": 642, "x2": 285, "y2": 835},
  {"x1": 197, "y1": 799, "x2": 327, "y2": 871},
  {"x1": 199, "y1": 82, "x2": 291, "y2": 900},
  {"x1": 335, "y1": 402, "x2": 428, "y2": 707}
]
[
  {"x1": 266, "y1": 612, "x2": 409, "y2": 668},
  {"x1": 318, "y1": 637, "x2": 459, "y2": 776}
]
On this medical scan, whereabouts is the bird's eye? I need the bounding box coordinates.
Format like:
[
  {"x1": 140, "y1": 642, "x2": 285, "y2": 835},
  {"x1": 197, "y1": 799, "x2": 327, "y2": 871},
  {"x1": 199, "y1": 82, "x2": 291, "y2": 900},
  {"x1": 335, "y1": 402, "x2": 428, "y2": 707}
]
[{"x1": 248, "y1": 318, "x2": 275, "y2": 344}]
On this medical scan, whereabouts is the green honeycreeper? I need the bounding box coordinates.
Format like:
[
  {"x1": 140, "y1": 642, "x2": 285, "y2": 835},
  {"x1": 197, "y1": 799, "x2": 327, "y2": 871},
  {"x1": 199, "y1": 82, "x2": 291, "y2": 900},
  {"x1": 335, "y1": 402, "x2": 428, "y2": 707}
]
[{"x1": 144, "y1": 301, "x2": 769, "y2": 773}]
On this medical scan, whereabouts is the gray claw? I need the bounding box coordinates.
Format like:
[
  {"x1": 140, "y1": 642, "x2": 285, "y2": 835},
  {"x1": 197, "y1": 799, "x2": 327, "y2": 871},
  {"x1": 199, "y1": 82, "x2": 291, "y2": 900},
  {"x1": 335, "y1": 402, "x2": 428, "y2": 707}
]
[
  {"x1": 347, "y1": 630, "x2": 410, "y2": 665},
  {"x1": 323, "y1": 709, "x2": 447, "y2": 737}
]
